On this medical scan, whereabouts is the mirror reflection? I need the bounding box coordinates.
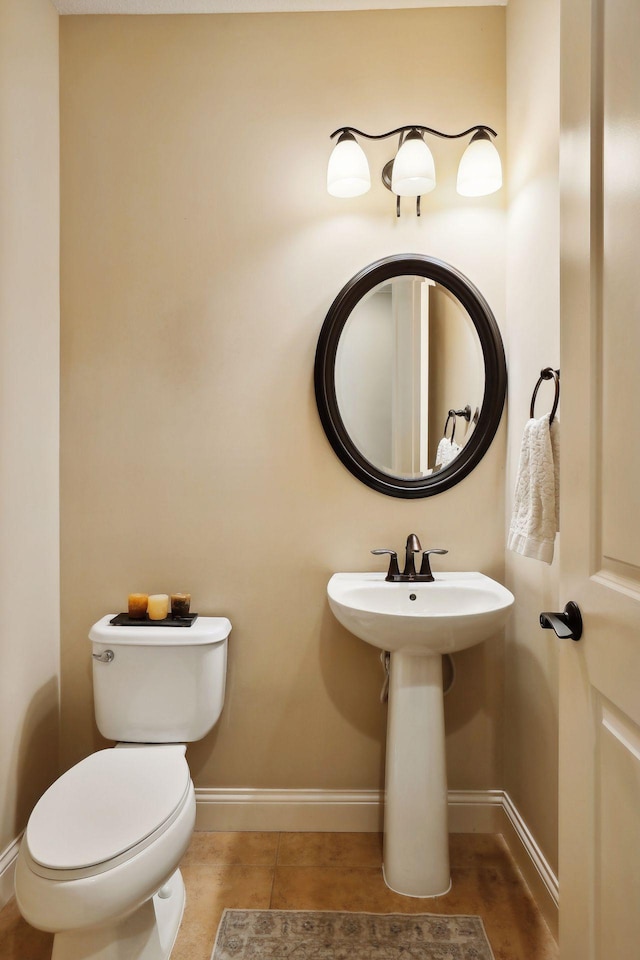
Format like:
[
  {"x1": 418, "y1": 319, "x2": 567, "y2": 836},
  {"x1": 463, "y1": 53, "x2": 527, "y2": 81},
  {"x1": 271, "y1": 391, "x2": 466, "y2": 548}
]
[{"x1": 335, "y1": 276, "x2": 484, "y2": 479}]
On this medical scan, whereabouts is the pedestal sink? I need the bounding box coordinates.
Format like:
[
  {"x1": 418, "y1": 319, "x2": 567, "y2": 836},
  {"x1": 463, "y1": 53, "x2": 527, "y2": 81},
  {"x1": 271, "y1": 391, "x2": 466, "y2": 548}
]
[{"x1": 327, "y1": 571, "x2": 514, "y2": 898}]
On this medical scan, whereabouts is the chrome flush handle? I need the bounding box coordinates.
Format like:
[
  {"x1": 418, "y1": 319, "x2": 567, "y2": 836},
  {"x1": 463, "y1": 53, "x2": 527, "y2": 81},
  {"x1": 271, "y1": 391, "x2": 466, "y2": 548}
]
[{"x1": 92, "y1": 649, "x2": 115, "y2": 663}]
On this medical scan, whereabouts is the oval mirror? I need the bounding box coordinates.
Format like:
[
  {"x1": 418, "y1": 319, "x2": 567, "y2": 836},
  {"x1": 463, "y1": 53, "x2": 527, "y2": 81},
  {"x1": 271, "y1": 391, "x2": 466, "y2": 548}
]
[{"x1": 314, "y1": 255, "x2": 506, "y2": 498}]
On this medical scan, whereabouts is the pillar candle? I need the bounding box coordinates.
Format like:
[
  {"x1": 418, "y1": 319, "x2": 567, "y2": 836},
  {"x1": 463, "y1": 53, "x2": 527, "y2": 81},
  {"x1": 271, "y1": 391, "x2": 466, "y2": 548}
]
[
  {"x1": 128, "y1": 593, "x2": 148, "y2": 619},
  {"x1": 171, "y1": 593, "x2": 191, "y2": 618},
  {"x1": 148, "y1": 594, "x2": 169, "y2": 620}
]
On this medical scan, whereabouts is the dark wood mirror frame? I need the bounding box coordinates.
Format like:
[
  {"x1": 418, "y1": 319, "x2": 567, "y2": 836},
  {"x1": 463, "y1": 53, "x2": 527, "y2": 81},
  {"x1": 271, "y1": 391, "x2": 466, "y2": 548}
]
[{"x1": 314, "y1": 254, "x2": 507, "y2": 498}]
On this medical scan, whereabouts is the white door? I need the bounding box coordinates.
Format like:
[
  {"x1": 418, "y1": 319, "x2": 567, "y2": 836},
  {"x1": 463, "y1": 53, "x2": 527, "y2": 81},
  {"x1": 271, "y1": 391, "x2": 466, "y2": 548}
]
[{"x1": 559, "y1": 0, "x2": 640, "y2": 956}]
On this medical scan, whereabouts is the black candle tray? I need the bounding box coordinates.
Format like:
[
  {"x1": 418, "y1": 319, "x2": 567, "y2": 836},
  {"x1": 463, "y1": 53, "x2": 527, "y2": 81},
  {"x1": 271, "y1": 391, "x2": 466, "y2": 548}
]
[{"x1": 109, "y1": 612, "x2": 198, "y2": 627}]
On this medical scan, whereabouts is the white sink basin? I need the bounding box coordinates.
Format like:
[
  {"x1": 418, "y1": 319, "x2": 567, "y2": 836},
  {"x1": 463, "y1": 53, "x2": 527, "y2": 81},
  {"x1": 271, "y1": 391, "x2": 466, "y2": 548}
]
[{"x1": 328, "y1": 571, "x2": 514, "y2": 655}]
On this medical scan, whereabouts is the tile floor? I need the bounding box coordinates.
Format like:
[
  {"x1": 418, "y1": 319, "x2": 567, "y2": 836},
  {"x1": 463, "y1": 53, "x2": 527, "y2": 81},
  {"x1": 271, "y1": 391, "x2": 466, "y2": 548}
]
[{"x1": 0, "y1": 832, "x2": 557, "y2": 960}]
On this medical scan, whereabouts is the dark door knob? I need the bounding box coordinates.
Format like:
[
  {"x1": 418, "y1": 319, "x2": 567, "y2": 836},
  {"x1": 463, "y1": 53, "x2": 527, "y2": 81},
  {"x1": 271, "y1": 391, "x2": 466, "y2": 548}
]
[{"x1": 539, "y1": 601, "x2": 582, "y2": 641}]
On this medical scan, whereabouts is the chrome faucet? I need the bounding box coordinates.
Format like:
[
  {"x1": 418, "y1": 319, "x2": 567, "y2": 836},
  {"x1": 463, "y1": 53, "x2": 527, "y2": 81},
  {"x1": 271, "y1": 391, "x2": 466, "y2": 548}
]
[{"x1": 372, "y1": 534, "x2": 448, "y2": 582}]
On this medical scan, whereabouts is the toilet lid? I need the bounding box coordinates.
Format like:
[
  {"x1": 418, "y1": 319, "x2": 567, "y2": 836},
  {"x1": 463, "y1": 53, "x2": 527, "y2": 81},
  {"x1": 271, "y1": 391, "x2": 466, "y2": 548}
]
[{"x1": 26, "y1": 747, "x2": 191, "y2": 870}]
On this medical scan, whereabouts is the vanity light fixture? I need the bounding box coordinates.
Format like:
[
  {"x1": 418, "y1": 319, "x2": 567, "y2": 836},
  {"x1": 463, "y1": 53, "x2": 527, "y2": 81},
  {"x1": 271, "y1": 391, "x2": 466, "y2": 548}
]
[
  {"x1": 326, "y1": 131, "x2": 371, "y2": 198},
  {"x1": 327, "y1": 124, "x2": 502, "y2": 216},
  {"x1": 456, "y1": 129, "x2": 503, "y2": 197}
]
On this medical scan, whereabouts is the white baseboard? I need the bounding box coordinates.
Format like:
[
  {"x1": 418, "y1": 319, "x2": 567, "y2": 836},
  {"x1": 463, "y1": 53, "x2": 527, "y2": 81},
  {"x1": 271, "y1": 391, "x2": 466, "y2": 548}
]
[
  {"x1": 447, "y1": 789, "x2": 505, "y2": 833},
  {"x1": 0, "y1": 834, "x2": 21, "y2": 911},
  {"x1": 195, "y1": 786, "x2": 558, "y2": 935},
  {"x1": 195, "y1": 786, "x2": 511, "y2": 835},
  {"x1": 499, "y1": 792, "x2": 559, "y2": 939},
  {"x1": 195, "y1": 788, "x2": 385, "y2": 832}
]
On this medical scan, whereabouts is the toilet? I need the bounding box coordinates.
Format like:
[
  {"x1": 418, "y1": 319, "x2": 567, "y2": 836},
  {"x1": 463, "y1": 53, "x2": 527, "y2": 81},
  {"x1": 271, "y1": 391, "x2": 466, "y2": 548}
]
[{"x1": 15, "y1": 614, "x2": 231, "y2": 960}]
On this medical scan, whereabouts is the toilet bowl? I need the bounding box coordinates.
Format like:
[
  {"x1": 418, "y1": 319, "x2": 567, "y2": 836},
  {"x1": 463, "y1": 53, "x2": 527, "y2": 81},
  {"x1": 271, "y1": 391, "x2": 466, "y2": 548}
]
[
  {"x1": 16, "y1": 746, "x2": 194, "y2": 934},
  {"x1": 15, "y1": 615, "x2": 231, "y2": 960}
]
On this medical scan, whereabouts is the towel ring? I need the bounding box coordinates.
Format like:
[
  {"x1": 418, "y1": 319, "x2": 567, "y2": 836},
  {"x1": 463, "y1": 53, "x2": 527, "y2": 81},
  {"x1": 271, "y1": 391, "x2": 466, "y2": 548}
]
[
  {"x1": 444, "y1": 411, "x2": 457, "y2": 444},
  {"x1": 530, "y1": 367, "x2": 560, "y2": 424},
  {"x1": 444, "y1": 406, "x2": 473, "y2": 444}
]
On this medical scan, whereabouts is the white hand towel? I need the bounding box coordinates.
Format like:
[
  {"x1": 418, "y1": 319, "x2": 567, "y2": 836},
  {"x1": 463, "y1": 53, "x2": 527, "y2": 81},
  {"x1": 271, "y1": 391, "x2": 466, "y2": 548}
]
[
  {"x1": 435, "y1": 436, "x2": 461, "y2": 469},
  {"x1": 508, "y1": 414, "x2": 560, "y2": 564}
]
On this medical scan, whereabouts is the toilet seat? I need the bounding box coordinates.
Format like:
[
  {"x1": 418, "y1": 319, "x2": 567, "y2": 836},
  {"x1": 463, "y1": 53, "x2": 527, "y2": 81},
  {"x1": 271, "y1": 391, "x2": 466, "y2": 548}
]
[{"x1": 25, "y1": 746, "x2": 191, "y2": 881}]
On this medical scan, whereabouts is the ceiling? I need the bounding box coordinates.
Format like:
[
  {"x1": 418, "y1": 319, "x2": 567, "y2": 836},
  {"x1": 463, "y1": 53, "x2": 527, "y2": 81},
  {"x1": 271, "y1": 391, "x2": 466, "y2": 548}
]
[{"x1": 52, "y1": 0, "x2": 505, "y2": 14}]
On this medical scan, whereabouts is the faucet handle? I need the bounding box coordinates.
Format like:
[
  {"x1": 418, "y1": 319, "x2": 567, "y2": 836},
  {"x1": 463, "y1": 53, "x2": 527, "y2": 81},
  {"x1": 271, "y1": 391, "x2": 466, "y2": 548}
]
[
  {"x1": 371, "y1": 549, "x2": 401, "y2": 581},
  {"x1": 419, "y1": 548, "x2": 448, "y2": 580}
]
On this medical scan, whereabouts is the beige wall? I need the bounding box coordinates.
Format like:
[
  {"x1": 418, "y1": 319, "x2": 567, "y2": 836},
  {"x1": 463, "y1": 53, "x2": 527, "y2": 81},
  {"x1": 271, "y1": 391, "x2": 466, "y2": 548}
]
[
  {"x1": 504, "y1": 0, "x2": 560, "y2": 873},
  {"x1": 59, "y1": 9, "x2": 506, "y2": 795},
  {"x1": 0, "y1": 0, "x2": 60, "y2": 894}
]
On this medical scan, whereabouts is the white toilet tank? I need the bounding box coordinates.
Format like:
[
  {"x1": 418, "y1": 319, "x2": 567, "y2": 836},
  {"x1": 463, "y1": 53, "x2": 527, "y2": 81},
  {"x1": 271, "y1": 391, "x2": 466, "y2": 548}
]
[{"x1": 89, "y1": 615, "x2": 231, "y2": 743}]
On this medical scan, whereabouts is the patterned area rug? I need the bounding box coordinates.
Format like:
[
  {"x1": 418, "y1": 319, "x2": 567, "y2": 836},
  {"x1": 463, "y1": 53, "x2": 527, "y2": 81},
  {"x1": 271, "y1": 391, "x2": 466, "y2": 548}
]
[{"x1": 212, "y1": 909, "x2": 495, "y2": 960}]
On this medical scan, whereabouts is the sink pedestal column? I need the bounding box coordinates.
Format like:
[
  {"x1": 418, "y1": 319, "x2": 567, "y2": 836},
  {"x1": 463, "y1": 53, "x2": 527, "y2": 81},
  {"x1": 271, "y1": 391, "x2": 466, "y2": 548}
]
[{"x1": 383, "y1": 651, "x2": 450, "y2": 897}]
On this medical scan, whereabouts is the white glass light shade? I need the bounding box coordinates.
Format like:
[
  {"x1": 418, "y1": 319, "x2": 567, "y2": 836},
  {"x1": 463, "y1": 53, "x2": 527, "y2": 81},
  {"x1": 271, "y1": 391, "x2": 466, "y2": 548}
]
[
  {"x1": 456, "y1": 132, "x2": 502, "y2": 197},
  {"x1": 327, "y1": 133, "x2": 371, "y2": 198},
  {"x1": 391, "y1": 131, "x2": 436, "y2": 197}
]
